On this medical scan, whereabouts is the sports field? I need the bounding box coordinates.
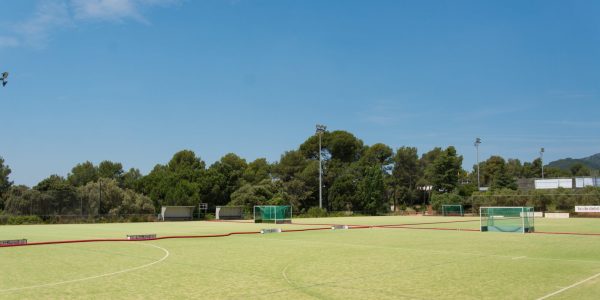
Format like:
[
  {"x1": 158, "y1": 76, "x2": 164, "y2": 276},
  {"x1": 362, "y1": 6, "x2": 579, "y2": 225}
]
[{"x1": 1, "y1": 216, "x2": 600, "y2": 299}]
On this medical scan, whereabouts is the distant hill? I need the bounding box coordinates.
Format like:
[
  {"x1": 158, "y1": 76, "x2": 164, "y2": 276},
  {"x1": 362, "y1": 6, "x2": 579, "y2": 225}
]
[{"x1": 548, "y1": 153, "x2": 600, "y2": 170}]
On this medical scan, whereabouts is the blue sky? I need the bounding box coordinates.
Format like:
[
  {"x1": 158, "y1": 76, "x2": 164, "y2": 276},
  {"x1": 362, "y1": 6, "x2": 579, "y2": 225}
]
[{"x1": 1, "y1": 0, "x2": 599, "y2": 186}]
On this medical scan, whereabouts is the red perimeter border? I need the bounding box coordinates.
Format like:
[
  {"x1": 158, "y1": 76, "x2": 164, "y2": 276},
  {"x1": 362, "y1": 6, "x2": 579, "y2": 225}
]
[{"x1": 2, "y1": 219, "x2": 599, "y2": 248}]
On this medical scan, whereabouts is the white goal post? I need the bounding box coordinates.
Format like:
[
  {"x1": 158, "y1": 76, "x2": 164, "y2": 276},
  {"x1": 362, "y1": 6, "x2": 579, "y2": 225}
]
[{"x1": 479, "y1": 206, "x2": 535, "y2": 234}]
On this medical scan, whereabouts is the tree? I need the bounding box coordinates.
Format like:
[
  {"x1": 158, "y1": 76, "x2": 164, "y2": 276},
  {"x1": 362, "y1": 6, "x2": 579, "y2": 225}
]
[
  {"x1": 420, "y1": 147, "x2": 443, "y2": 184},
  {"x1": 430, "y1": 192, "x2": 464, "y2": 211},
  {"x1": 570, "y1": 163, "x2": 591, "y2": 176},
  {"x1": 68, "y1": 161, "x2": 98, "y2": 187},
  {"x1": 78, "y1": 178, "x2": 121, "y2": 215},
  {"x1": 481, "y1": 156, "x2": 507, "y2": 186},
  {"x1": 299, "y1": 135, "x2": 321, "y2": 160},
  {"x1": 279, "y1": 178, "x2": 314, "y2": 212},
  {"x1": 78, "y1": 178, "x2": 154, "y2": 215},
  {"x1": 119, "y1": 189, "x2": 155, "y2": 215},
  {"x1": 426, "y1": 146, "x2": 463, "y2": 193},
  {"x1": 139, "y1": 164, "x2": 171, "y2": 209},
  {"x1": 98, "y1": 161, "x2": 124, "y2": 182},
  {"x1": 34, "y1": 175, "x2": 78, "y2": 215},
  {"x1": 140, "y1": 150, "x2": 206, "y2": 209},
  {"x1": 242, "y1": 158, "x2": 271, "y2": 185},
  {"x1": 122, "y1": 168, "x2": 142, "y2": 190},
  {"x1": 293, "y1": 160, "x2": 319, "y2": 209},
  {"x1": 328, "y1": 171, "x2": 360, "y2": 211},
  {"x1": 229, "y1": 179, "x2": 277, "y2": 211},
  {"x1": 273, "y1": 150, "x2": 309, "y2": 181},
  {"x1": 505, "y1": 159, "x2": 523, "y2": 179},
  {"x1": 523, "y1": 158, "x2": 543, "y2": 178},
  {"x1": 362, "y1": 143, "x2": 393, "y2": 168},
  {"x1": 358, "y1": 165, "x2": 386, "y2": 214},
  {"x1": 4, "y1": 185, "x2": 41, "y2": 215},
  {"x1": 325, "y1": 130, "x2": 364, "y2": 163},
  {"x1": 204, "y1": 153, "x2": 247, "y2": 206},
  {"x1": 167, "y1": 150, "x2": 205, "y2": 181},
  {"x1": 477, "y1": 156, "x2": 518, "y2": 190},
  {"x1": 165, "y1": 179, "x2": 200, "y2": 206},
  {"x1": 392, "y1": 147, "x2": 420, "y2": 208},
  {"x1": 491, "y1": 166, "x2": 518, "y2": 190},
  {"x1": 272, "y1": 150, "x2": 320, "y2": 211},
  {"x1": 544, "y1": 167, "x2": 570, "y2": 178},
  {"x1": 0, "y1": 156, "x2": 13, "y2": 210},
  {"x1": 198, "y1": 168, "x2": 226, "y2": 207}
]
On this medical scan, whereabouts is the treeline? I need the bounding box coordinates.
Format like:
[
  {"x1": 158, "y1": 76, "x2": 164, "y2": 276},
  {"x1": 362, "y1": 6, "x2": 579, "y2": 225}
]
[{"x1": 0, "y1": 130, "x2": 598, "y2": 222}]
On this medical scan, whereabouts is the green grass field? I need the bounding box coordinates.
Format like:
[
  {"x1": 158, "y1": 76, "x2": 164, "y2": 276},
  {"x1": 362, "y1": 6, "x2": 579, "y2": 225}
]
[{"x1": 1, "y1": 216, "x2": 600, "y2": 299}]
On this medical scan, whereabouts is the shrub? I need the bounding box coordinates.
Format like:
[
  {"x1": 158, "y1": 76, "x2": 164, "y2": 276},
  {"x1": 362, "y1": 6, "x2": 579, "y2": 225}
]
[
  {"x1": 6, "y1": 215, "x2": 44, "y2": 225},
  {"x1": 430, "y1": 193, "x2": 464, "y2": 211},
  {"x1": 305, "y1": 207, "x2": 328, "y2": 218}
]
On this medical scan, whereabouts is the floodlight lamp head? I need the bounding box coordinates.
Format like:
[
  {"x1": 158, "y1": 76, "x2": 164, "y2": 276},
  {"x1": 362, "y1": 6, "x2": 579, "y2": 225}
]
[
  {"x1": 541, "y1": 147, "x2": 545, "y2": 153},
  {"x1": 316, "y1": 124, "x2": 327, "y2": 133},
  {"x1": 474, "y1": 137, "x2": 481, "y2": 146},
  {"x1": 1, "y1": 72, "x2": 7, "y2": 87}
]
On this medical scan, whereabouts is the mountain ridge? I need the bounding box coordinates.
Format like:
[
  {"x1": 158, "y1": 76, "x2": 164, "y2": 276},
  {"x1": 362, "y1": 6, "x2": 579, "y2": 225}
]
[{"x1": 548, "y1": 153, "x2": 600, "y2": 170}]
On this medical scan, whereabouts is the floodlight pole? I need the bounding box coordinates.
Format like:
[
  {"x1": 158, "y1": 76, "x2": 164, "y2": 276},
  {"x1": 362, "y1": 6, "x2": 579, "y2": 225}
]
[
  {"x1": 474, "y1": 138, "x2": 482, "y2": 190},
  {"x1": 316, "y1": 124, "x2": 327, "y2": 209},
  {"x1": 540, "y1": 147, "x2": 545, "y2": 179},
  {"x1": 99, "y1": 180, "x2": 102, "y2": 216}
]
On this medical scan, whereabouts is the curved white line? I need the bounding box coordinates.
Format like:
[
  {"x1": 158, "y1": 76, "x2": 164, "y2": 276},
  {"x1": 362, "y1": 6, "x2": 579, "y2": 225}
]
[
  {"x1": 282, "y1": 263, "x2": 294, "y2": 286},
  {"x1": 0, "y1": 243, "x2": 170, "y2": 293}
]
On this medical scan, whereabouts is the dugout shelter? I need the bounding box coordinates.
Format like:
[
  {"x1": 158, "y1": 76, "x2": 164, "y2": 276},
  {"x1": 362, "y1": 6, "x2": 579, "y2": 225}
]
[
  {"x1": 216, "y1": 206, "x2": 244, "y2": 220},
  {"x1": 159, "y1": 206, "x2": 195, "y2": 221}
]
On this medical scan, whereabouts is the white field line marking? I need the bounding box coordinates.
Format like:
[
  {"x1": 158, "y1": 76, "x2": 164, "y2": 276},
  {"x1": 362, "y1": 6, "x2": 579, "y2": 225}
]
[
  {"x1": 512, "y1": 256, "x2": 527, "y2": 260},
  {"x1": 281, "y1": 263, "x2": 294, "y2": 286},
  {"x1": 536, "y1": 271, "x2": 600, "y2": 300},
  {"x1": 256, "y1": 258, "x2": 453, "y2": 299},
  {"x1": 0, "y1": 243, "x2": 169, "y2": 293}
]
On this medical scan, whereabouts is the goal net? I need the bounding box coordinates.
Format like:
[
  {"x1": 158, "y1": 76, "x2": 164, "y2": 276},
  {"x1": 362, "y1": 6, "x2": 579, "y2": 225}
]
[
  {"x1": 441, "y1": 205, "x2": 464, "y2": 216},
  {"x1": 480, "y1": 207, "x2": 535, "y2": 233},
  {"x1": 254, "y1": 205, "x2": 292, "y2": 224}
]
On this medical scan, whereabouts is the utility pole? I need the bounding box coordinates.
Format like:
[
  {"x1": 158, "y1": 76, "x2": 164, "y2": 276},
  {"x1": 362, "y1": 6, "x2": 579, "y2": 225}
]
[
  {"x1": 475, "y1": 138, "x2": 482, "y2": 190},
  {"x1": 316, "y1": 124, "x2": 327, "y2": 209},
  {"x1": 99, "y1": 180, "x2": 102, "y2": 216},
  {"x1": 540, "y1": 147, "x2": 545, "y2": 179}
]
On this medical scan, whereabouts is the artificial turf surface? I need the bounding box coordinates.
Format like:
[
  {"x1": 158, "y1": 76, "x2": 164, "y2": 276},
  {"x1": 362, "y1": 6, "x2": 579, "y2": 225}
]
[{"x1": 1, "y1": 216, "x2": 599, "y2": 299}]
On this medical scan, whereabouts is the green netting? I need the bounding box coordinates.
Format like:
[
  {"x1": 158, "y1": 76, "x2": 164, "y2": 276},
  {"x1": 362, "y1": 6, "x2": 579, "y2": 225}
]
[
  {"x1": 480, "y1": 207, "x2": 535, "y2": 233},
  {"x1": 254, "y1": 205, "x2": 292, "y2": 224},
  {"x1": 441, "y1": 205, "x2": 464, "y2": 216}
]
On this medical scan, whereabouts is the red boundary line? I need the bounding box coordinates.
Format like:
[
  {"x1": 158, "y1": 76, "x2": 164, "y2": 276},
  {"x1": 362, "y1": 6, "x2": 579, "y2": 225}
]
[
  {"x1": 377, "y1": 219, "x2": 480, "y2": 227},
  {"x1": 210, "y1": 219, "x2": 600, "y2": 236},
  {"x1": 376, "y1": 226, "x2": 480, "y2": 232},
  {"x1": 0, "y1": 227, "x2": 336, "y2": 248},
  {"x1": 4, "y1": 222, "x2": 600, "y2": 248},
  {"x1": 534, "y1": 231, "x2": 600, "y2": 236},
  {"x1": 374, "y1": 225, "x2": 600, "y2": 235},
  {"x1": 282, "y1": 227, "x2": 331, "y2": 233},
  {"x1": 0, "y1": 231, "x2": 261, "y2": 248}
]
